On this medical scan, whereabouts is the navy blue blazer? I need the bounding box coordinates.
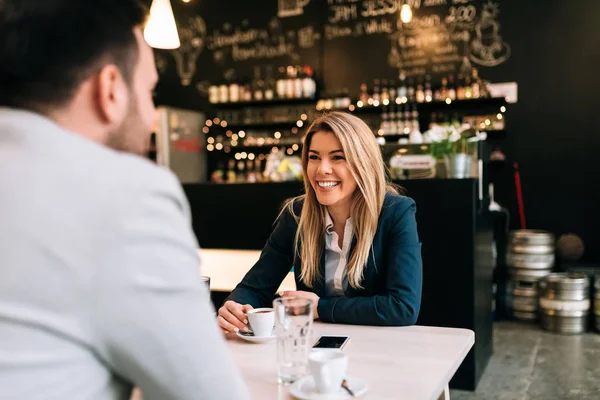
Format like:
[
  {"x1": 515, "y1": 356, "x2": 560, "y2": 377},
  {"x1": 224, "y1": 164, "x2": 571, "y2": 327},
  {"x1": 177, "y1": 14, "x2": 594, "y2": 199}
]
[{"x1": 225, "y1": 192, "x2": 423, "y2": 326}]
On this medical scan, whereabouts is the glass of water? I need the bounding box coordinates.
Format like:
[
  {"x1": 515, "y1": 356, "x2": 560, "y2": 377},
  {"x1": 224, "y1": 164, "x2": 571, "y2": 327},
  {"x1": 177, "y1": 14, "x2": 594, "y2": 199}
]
[{"x1": 273, "y1": 297, "x2": 314, "y2": 384}]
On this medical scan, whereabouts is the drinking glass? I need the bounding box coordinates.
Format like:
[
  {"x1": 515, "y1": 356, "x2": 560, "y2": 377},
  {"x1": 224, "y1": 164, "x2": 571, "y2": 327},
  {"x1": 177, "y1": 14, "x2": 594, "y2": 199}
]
[{"x1": 273, "y1": 297, "x2": 314, "y2": 384}]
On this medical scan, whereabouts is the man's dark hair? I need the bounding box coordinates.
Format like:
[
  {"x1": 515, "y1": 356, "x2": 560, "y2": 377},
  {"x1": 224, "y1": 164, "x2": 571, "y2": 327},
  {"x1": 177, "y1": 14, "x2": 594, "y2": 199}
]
[{"x1": 0, "y1": 0, "x2": 147, "y2": 112}]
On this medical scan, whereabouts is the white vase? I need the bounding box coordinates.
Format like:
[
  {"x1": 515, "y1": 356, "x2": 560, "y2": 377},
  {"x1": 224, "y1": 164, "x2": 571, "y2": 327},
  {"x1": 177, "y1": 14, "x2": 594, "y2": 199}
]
[{"x1": 444, "y1": 154, "x2": 472, "y2": 178}]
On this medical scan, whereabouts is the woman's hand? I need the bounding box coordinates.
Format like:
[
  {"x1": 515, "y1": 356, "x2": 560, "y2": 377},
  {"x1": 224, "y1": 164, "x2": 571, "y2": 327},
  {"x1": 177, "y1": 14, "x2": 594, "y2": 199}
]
[
  {"x1": 217, "y1": 300, "x2": 254, "y2": 334},
  {"x1": 280, "y1": 291, "x2": 320, "y2": 319}
]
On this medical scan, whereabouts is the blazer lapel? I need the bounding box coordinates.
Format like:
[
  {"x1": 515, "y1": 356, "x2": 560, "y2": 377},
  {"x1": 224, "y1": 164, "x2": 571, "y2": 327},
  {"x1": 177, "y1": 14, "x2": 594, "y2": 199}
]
[
  {"x1": 315, "y1": 248, "x2": 327, "y2": 297},
  {"x1": 344, "y1": 236, "x2": 358, "y2": 296}
]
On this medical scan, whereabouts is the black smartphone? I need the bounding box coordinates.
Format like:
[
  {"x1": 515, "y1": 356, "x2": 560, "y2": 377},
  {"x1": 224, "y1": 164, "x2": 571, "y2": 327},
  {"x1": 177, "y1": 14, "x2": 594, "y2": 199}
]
[{"x1": 312, "y1": 335, "x2": 350, "y2": 350}]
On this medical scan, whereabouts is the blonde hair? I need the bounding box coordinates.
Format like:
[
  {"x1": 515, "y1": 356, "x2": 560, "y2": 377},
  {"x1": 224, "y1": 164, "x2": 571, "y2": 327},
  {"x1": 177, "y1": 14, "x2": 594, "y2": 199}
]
[{"x1": 284, "y1": 112, "x2": 399, "y2": 289}]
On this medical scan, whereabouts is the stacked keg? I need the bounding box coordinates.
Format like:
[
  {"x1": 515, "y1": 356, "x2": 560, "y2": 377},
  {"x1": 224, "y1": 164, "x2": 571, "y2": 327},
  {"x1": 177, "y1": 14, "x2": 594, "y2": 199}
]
[
  {"x1": 595, "y1": 277, "x2": 600, "y2": 332},
  {"x1": 539, "y1": 273, "x2": 590, "y2": 334},
  {"x1": 506, "y1": 230, "x2": 555, "y2": 321}
]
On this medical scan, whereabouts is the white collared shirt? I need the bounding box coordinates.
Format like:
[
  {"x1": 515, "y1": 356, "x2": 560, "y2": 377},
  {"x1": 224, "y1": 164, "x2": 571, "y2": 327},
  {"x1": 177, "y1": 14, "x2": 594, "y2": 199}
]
[{"x1": 324, "y1": 212, "x2": 353, "y2": 296}]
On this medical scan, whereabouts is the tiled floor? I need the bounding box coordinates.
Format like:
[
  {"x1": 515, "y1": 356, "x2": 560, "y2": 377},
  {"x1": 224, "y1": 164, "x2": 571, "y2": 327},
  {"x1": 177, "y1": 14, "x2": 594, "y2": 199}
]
[{"x1": 450, "y1": 321, "x2": 600, "y2": 400}]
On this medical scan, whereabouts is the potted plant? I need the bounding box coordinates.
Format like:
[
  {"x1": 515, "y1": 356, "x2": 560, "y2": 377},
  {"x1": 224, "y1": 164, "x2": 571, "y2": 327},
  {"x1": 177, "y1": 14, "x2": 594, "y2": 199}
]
[{"x1": 424, "y1": 126, "x2": 485, "y2": 178}]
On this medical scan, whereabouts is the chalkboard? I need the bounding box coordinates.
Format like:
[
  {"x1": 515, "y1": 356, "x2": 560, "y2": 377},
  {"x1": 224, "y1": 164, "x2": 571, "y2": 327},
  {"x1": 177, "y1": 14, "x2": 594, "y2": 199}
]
[
  {"x1": 154, "y1": 0, "x2": 511, "y2": 108},
  {"x1": 154, "y1": 0, "x2": 323, "y2": 110},
  {"x1": 323, "y1": 0, "x2": 511, "y2": 97}
]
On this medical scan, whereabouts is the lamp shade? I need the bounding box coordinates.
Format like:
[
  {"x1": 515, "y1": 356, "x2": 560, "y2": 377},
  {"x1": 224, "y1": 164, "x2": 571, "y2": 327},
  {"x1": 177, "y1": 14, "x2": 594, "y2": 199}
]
[{"x1": 144, "y1": 0, "x2": 180, "y2": 49}]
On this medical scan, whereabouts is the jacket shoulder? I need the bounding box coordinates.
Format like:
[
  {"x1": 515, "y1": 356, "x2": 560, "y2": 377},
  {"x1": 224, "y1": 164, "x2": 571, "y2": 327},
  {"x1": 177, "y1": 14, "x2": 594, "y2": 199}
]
[{"x1": 382, "y1": 192, "x2": 416, "y2": 217}]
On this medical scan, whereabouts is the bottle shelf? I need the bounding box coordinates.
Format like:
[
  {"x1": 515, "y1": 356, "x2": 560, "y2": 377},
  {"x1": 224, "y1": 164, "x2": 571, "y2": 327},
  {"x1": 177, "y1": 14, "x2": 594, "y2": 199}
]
[
  {"x1": 352, "y1": 97, "x2": 507, "y2": 112},
  {"x1": 210, "y1": 97, "x2": 317, "y2": 109},
  {"x1": 221, "y1": 121, "x2": 304, "y2": 130}
]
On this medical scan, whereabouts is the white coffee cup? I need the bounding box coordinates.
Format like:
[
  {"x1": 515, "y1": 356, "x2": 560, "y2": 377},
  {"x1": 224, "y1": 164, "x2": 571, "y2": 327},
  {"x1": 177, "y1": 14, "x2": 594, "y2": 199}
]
[
  {"x1": 308, "y1": 351, "x2": 348, "y2": 394},
  {"x1": 246, "y1": 308, "x2": 275, "y2": 337}
]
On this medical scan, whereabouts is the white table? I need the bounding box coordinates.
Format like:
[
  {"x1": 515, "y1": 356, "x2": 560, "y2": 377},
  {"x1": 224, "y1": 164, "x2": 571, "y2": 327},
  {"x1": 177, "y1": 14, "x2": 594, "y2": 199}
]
[
  {"x1": 225, "y1": 322, "x2": 474, "y2": 400},
  {"x1": 198, "y1": 249, "x2": 296, "y2": 292}
]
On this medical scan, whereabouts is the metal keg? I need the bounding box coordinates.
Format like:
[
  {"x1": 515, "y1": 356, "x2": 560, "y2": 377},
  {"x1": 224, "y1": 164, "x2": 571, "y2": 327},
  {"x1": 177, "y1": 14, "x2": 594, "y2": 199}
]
[
  {"x1": 595, "y1": 277, "x2": 600, "y2": 332},
  {"x1": 539, "y1": 273, "x2": 590, "y2": 334},
  {"x1": 510, "y1": 283, "x2": 538, "y2": 321},
  {"x1": 506, "y1": 230, "x2": 555, "y2": 270},
  {"x1": 506, "y1": 230, "x2": 555, "y2": 322}
]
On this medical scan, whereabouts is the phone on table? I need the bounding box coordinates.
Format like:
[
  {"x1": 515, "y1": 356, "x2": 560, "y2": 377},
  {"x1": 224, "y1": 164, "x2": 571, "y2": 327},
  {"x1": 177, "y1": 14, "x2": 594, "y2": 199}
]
[{"x1": 312, "y1": 335, "x2": 350, "y2": 350}]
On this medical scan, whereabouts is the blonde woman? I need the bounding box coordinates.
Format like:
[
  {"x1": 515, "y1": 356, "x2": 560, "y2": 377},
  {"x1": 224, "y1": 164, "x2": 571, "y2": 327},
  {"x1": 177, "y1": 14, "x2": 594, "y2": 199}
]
[{"x1": 217, "y1": 112, "x2": 422, "y2": 330}]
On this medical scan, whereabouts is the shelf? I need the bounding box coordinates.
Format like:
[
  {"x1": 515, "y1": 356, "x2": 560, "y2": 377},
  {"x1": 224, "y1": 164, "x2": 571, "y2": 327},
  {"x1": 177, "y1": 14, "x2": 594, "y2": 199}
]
[
  {"x1": 352, "y1": 97, "x2": 507, "y2": 113},
  {"x1": 210, "y1": 98, "x2": 317, "y2": 109},
  {"x1": 208, "y1": 142, "x2": 303, "y2": 150},
  {"x1": 220, "y1": 121, "x2": 303, "y2": 130}
]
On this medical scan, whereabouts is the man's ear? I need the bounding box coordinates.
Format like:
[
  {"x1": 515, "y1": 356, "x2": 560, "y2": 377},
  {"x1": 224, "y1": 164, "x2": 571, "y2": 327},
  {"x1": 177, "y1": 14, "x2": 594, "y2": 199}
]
[{"x1": 95, "y1": 64, "x2": 129, "y2": 126}]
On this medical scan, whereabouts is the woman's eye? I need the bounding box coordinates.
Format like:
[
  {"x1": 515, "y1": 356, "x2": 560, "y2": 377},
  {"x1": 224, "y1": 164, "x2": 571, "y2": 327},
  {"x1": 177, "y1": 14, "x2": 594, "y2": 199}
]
[
  {"x1": 332, "y1": 155, "x2": 345, "y2": 161},
  {"x1": 309, "y1": 155, "x2": 319, "y2": 160}
]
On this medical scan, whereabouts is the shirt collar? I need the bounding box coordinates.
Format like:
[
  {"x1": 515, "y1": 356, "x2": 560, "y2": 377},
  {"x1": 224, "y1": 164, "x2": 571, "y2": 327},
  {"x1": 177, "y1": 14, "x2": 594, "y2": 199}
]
[
  {"x1": 325, "y1": 212, "x2": 353, "y2": 234},
  {"x1": 325, "y1": 212, "x2": 334, "y2": 233}
]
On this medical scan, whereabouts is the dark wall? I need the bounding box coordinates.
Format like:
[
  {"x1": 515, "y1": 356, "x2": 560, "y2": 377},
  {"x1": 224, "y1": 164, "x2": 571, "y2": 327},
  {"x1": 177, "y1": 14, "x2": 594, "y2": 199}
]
[
  {"x1": 155, "y1": 0, "x2": 600, "y2": 263},
  {"x1": 481, "y1": 1, "x2": 600, "y2": 263}
]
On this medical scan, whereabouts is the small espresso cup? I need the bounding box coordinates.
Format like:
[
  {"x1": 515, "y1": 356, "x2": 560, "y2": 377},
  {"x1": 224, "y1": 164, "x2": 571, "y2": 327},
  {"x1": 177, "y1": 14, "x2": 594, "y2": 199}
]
[
  {"x1": 246, "y1": 308, "x2": 275, "y2": 337},
  {"x1": 308, "y1": 351, "x2": 348, "y2": 394}
]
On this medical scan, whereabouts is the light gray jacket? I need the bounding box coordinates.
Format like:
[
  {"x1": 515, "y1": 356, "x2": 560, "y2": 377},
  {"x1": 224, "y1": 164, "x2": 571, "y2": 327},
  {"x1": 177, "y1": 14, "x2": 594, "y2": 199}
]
[{"x1": 0, "y1": 108, "x2": 249, "y2": 400}]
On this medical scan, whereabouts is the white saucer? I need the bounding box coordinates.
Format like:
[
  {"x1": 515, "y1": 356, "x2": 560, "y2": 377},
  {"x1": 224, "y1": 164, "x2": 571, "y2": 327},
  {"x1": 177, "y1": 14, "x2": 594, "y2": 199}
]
[
  {"x1": 289, "y1": 375, "x2": 368, "y2": 399},
  {"x1": 235, "y1": 331, "x2": 276, "y2": 344}
]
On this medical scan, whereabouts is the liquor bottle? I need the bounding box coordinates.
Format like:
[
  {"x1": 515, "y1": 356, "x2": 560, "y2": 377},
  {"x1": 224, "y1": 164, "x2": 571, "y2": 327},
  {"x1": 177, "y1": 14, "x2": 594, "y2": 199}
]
[
  {"x1": 440, "y1": 77, "x2": 449, "y2": 101},
  {"x1": 464, "y1": 75, "x2": 473, "y2": 99},
  {"x1": 415, "y1": 77, "x2": 425, "y2": 103},
  {"x1": 211, "y1": 162, "x2": 225, "y2": 184},
  {"x1": 229, "y1": 76, "x2": 240, "y2": 103},
  {"x1": 253, "y1": 66, "x2": 264, "y2": 101},
  {"x1": 407, "y1": 77, "x2": 416, "y2": 103},
  {"x1": 471, "y1": 68, "x2": 481, "y2": 99},
  {"x1": 424, "y1": 75, "x2": 433, "y2": 102},
  {"x1": 302, "y1": 65, "x2": 316, "y2": 99},
  {"x1": 236, "y1": 160, "x2": 246, "y2": 183},
  {"x1": 226, "y1": 159, "x2": 237, "y2": 183},
  {"x1": 380, "y1": 103, "x2": 389, "y2": 134},
  {"x1": 294, "y1": 65, "x2": 303, "y2": 99},
  {"x1": 218, "y1": 82, "x2": 229, "y2": 103},
  {"x1": 456, "y1": 73, "x2": 465, "y2": 100},
  {"x1": 411, "y1": 104, "x2": 420, "y2": 133},
  {"x1": 246, "y1": 160, "x2": 258, "y2": 183},
  {"x1": 381, "y1": 79, "x2": 390, "y2": 104},
  {"x1": 254, "y1": 159, "x2": 264, "y2": 182},
  {"x1": 276, "y1": 66, "x2": 286, "y2": 99},
  {"x1": 208, "y1": 85, "x2": 219, "y2": 104},
  {"x1": 359, "y1": 82, "x2": 369, "y2": 104},
  {"x1": 372, "y1": 79, "x2": 381, "y2": 103},
  {"x1": 396, "y1": 105, "x2": 405, "y2": 134},
  {"x1": 403, "y1": 105, "x2": 411, "y2": 134},
  {"x1": 447, "y1": 75, "x2": 457, "y2": 101},
  {"x1": 397, "y1": 71, "x2": 408, "y2": 103},
  {"x1": 388, "y1": 103, "x2": 397, "y2": 135},
  {"x1": 389, "y1": 80, "x2": 397, "y2": 104},
  {"x1": 264, "y1": 65, "x2": 275, "y2": 100},
  {"x1": 286, "y1": 65, "x2": 296, "y2": 99}
]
